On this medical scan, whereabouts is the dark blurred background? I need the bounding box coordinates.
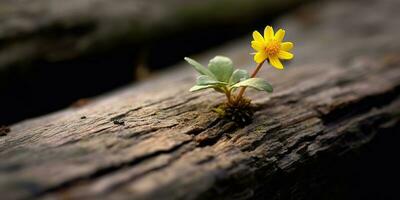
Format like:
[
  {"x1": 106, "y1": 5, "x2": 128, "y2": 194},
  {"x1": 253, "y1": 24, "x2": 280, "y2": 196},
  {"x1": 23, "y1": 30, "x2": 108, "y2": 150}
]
[{"x1": 0, "y1": 0, "x2": 310, "y2": 125}]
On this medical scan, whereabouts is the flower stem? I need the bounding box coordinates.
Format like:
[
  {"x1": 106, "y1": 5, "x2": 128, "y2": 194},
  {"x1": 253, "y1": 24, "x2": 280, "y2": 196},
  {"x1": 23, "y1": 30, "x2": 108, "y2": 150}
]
[
  {"x1": 224, "y1": 87, "x2": 233, "y2": 104},
  {"x1": 235, "y1": 60, "x2": 266, "y2": 104}
]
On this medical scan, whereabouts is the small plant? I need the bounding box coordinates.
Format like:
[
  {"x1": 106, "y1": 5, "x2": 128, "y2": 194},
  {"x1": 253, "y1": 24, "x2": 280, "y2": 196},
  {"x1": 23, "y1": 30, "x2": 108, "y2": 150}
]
[{"x1": 185, "y1": 25, "x2": 294, "y2": 124}]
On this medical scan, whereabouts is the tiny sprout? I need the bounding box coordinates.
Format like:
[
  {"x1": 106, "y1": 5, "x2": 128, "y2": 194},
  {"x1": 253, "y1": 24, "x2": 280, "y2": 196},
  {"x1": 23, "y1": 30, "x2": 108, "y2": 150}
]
[
  {"x1": 185, "y1": 56, "x2": 272, "y2": 124},
  {"x1": 185, "y1": 25, "x2": 294, "y2": 125}
]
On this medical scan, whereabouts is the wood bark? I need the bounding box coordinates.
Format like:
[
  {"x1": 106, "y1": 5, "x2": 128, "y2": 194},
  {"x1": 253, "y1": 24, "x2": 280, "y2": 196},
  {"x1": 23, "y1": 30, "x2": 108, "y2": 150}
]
[{"x1": 1, "y1": 0, "x2": 400, "y2": 199}]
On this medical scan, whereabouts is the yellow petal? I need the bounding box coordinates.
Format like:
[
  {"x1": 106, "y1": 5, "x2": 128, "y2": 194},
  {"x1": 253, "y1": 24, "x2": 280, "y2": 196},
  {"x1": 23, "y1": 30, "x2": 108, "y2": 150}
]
[
  {"x1": 278, "y1": 50, "x2": 294, "y2": 60},
  {"x1": 252, "y1": 31, "x2": 264, "y2": 43},
  {"x1": 269, "y1": 56, "x2": 284, "y2": 69},
  {"x1": 254, "y1": 52, "x2": 267, "y2": 64},
  {"x1": 274, "y1": 29, "x2": 285, "y2": 42},
  {"x1": 264, "y1": 26, "x2": 274, "y2": 41},
  {"x1": 280, "y1": 42, "x2": 293, "y2": 51},
  {"x1": 251, "y1": 41, "x2": 264, "y2": 51}
]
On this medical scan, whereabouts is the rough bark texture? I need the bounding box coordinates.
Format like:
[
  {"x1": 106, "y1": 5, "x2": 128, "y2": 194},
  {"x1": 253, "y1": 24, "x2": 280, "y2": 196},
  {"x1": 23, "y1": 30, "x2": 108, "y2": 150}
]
[{"x1": 1, "y1": 0, "x2": 400, "y2": 199}]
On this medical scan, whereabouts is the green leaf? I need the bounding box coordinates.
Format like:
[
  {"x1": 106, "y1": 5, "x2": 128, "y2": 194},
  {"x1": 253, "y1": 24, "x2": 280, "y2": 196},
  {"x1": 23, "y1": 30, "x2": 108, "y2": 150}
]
[
  {"x1": 231, "y1": 78, "x2": 273, "y2": 93},
  {"x1": 196, "y1": 75, "x2": 227, "y2": 86},
  {"x1": 229, "y1": 69, "x2": 250, "y2": 85},
  {"x1": 184, "y1": 57, "x2": 215, "y2": 78},
  {"x1": 189, "y1": 85, "x2": 215, "y2": 92},
  {"x1": 208, "y1": 56, "x2": 234, "y2": 82},
  {"x1": 189, "y1": 85, "x2": 226, "y2": 93},
  {"x1": 189, "y1": 83, "x2": 226, "y2": 93}
]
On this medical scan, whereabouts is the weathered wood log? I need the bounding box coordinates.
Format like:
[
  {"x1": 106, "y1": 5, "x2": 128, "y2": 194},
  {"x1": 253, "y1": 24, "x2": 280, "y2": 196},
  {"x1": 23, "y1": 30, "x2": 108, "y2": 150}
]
[{"x1": 1, "y1": 0, "x2": 400, "y2": 199}]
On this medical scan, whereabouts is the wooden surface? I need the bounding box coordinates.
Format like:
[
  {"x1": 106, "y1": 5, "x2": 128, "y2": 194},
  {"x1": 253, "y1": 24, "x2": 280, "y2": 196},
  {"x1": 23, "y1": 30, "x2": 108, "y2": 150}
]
[{"x1": 1, "y1": 0, "x2": 400, "y2": 199}]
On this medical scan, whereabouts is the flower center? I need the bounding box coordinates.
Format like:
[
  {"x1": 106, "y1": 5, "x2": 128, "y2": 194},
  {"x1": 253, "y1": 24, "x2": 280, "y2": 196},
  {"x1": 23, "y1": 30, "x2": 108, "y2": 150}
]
[{"x1": 265, "y1": 41, "x2": 280, "y2": 56}]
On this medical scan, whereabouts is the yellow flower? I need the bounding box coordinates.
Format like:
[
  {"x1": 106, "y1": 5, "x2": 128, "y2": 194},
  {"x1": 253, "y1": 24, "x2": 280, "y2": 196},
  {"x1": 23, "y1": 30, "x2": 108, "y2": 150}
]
[{"x1": 251, "y1": 26, "x2": 294, "y2": 69}]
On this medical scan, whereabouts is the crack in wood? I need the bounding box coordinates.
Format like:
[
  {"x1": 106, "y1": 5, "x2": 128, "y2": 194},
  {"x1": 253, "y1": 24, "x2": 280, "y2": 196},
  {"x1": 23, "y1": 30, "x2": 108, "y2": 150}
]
[
  {"x1": 320, "y1": 85, "x2": 400, "y2": 126},
  {"x1": 32, "y1": 140, "x2": 193, "y2": 199}
]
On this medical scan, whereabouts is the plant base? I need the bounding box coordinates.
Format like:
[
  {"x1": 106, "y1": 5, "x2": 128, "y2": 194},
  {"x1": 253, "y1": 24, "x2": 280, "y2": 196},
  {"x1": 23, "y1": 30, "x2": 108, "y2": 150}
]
[{"x1": 213, "y1": 97, "x2": 254, "y2": 126}]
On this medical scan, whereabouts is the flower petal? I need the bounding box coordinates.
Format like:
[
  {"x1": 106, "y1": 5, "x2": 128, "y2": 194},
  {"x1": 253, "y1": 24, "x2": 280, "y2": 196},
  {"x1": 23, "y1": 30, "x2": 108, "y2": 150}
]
[
  {"x1": 254, "y1": 52, "x2": 267, "y2": 64},
  {"x1": 252, "y1": 31, "x2": 264, "y2": 43},
  {"x1": 269, "y1": 56, "x2": 284, "y2": 69},
  {"x1": 274, "y1": 29, "x2": 285, "y2": 42},
  {"x1": 278, "y1": 51, "x2": 294, "y2": 60},
  {"x1": 251, "y1": 41, "x2": 264, "y2": 51},
  {"x1": 280, "y1": 42, "x2": 293, "y2": 51},
  {"x1": 264, "y1": 26, "x2": 274, "y2": 41}
]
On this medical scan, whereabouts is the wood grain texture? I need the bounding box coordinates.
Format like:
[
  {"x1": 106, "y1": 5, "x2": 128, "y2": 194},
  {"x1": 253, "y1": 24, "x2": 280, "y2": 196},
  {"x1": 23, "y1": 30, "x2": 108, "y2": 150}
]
[{"x1": 1, "y1": 0, "x2": 400, "y2": 199}]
